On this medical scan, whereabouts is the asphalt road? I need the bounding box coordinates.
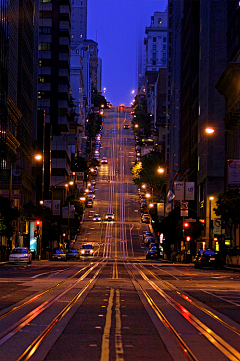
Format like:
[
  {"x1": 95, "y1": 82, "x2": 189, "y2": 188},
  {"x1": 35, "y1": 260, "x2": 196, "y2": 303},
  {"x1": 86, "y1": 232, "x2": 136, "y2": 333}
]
[{"x1": 0, "y1": 107, "x2": 240, "y2": 361}]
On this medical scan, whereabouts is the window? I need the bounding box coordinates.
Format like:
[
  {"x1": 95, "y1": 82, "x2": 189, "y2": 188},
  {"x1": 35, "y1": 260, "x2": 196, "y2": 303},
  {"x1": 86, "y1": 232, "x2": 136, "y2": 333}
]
[
  {"x1": 39, "y1": 27, "x2": 51, "y2": 35},
  {"x1": 39, "y1": 11, "x2": 52, "y2": 19},
  {"x1": 58, "y1": 108, "x2": 67, "y2": 116},
  {"x1": 152, "y1": 52, "x2": 156, "y2": 59},
  {"x1": 158, "y1": 18, "x2": 162, "y2": 24},
  {"x1": 38, "y1": 106, "x2": 50, "y2": 115},
  {"x1": 38, "y1": 59, "x2": 51, "y2": 67},
  {"x1": 152, "y1": 60, "x2": 156, "y2": 65},
  {"x1": 163, "y1": 44, "x2": 166, "y2": 50},
  {"x1": 39, "y1": 42, "x2": 51, "y2": 51},
  {"x1": 163, "y1": 37, "x2": 166, "y2": 42},
  {"x1": 153, "y1": 44, "x2": 156, "y2": 50},
  {"x1": 153, "y1": 37, "x2": 156, "y2": 42}
]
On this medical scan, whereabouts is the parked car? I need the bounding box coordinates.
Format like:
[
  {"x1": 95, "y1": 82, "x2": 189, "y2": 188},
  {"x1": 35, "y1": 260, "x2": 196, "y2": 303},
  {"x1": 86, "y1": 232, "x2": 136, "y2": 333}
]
[
  {"x1": 9, "y1": 247, "x2": 32, "y2": 264},
  {"x1": 66, "y1": 249, "x2": 80, "y2": 260},
  {"x1": 87, "y1": 201, "x2": 93, "y2": 208},
  {"x1": 124, "y1": 124, "x2": 129, "y2": 129},
  {"x1": 93, "y1": 214, "x2": 101, "y2": 221},
  {"x1": 90, "y1": 179, "x2": 96, "y2": 186},
  {"x1": 105, "y1": 213, "x2": 115, "y2": 221},
  {"x1": 144, "y1": 236, "x2": 155, "y2": 247},
  {"x1": 194, "y1": 250, "x2": 224, "y2": 269},
  {"x1": 141, "y1": 213, "x2": 150, "y2": 223},
  {"x1": 80, "y1": 244, "x2": 94, "y2": 257},
  {"x1": 143, "y1": 231, "x2": 154, "y2": 240},
  {"x1": 52, "y1": 250, "x2": 67, "y2": 261},
  {"x1": 146, "y1": 248, "x2": 158, "y2": 260},
  {"x1": 101, "y1": 157, "x2": 108, "y2": 164}
]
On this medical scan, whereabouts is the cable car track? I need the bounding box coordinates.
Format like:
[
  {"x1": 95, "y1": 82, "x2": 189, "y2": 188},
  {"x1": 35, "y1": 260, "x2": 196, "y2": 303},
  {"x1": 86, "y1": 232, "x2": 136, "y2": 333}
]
[{"x1": 125, "y1": 262, "x2": 240, "y2": 361}]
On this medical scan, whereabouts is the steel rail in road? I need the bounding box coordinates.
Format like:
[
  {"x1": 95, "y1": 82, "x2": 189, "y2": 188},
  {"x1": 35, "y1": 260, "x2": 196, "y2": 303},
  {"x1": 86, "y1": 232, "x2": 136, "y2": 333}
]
[
  {"x1": 130, "y1": 262, "x2": 240, "y2": 361},
  {"x1": 0, "y1": 261, "x2": 107, "y2": 360},
  {"x1": 125, "y1": 261, "x2": 198, "y2": 361},
  {"x1": 0, "y1": 263, "x2": 93, "y2": 322},
  {"x1": 145, "y1": 265, "x2": 240, "y2": 338}
]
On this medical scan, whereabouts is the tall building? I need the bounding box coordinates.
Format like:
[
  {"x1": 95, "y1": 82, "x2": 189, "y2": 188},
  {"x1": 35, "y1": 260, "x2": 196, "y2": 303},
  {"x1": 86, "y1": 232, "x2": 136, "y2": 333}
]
[
  {"x1": 167, "y1": 0, "x2": 227, "y2": 251},
  {"x1": 38, "y1": 0, "x2": 71, "y2": 200},
  {"x1": 0, "y1": 0, "x2": 37, "y2": 206},
  {"x1": 166, "y1": 0, "x2": 183, "y2": 187},
  {"x1": 71, "y1": 0, "x2": 87, "y2": 50},
  {"x1": 0, "y1": 0, "x2": 9, "y2": 171},
  {"x1": 144, "y1": 10, "x2": 168, "y2": 114},
  {"x1": 137, "y1": 38, "x2": 146, "y2": 92}
]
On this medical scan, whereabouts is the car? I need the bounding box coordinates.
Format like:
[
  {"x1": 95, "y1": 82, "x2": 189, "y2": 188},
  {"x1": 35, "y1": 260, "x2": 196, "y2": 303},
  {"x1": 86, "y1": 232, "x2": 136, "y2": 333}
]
[
  {"x1": 101, "y1": 157, "x2": 108, "y2": 164},
  {"x1": 124, "y1": 124, "x2": 129, "y2": 129},
  {"x1": 66, "y1": 249, "x2": 80, "y2": 260},
  {"x1": 146, "y1": 248, "x2": 158, "y2": 260},
  {"x1": 52, "y1": 249, "x2": 67, "y2": 261},
  {"x1": 193, "y1": 249, "x2": 204, "y2": 267},
  {"x1": 9, "y1": 247, "x2": 32, "y2": 264},
  {"x1": 87, "y1": 200, "x2": 93, "y2": 208},
  {"x1": 90, "y1": 179, "x2": 96, "y2": 186},
  {"x1": 141, "y1": 213, "x2": 150, "y2": 223},
  {"x1": 88, "y1": 190, "x2": 95, "y2": 199},
  {"x1": 93, "y1": 214, "x2": 101, "y2": 221},
  {"x1": 144, "y1": 236, "x2": 155, "y2": 246},
  {"x1": 105, "y1": 213, "x2": 114, "y2": 221},
  {"x1": 143, "y1": 231, "x2": 154, "y2": 239},
  {"x1": 194, "y1": 250, "x2": 225, "y2": 269},
  {"x1": 80, "y1": 244, "x2": 94, "y2": 257},
  {"x1": 87, "y1": 194, "x2": 94, "y2": 202},
  {"x1": 90, "y1": 167, "x2": 98, "y2": 176}
]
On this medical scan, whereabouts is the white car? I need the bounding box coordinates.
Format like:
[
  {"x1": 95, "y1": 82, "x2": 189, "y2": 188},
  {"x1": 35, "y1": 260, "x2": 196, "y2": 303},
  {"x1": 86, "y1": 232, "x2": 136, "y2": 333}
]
[
  {"x1": 101, "y1": 157, "x2": 108, "y2": 164},
  {"x1": 81, "y1": 244, "x2": 94, "y2": 257},
  {"x1": 93, "y1": 214, "x2": 101, "y2": 221},
  {"x1": 105, "y1": 213, "x2": 114, "y2": 221},
  {"x1": 9, "y1": 247, "x2": 32, "y2": 264}
]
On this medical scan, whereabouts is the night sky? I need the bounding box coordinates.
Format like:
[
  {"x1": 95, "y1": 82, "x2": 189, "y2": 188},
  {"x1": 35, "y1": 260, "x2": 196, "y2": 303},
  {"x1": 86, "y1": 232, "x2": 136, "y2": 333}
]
[{"x1": 87, "y1": 0, "x2": 168, "y2": 106}]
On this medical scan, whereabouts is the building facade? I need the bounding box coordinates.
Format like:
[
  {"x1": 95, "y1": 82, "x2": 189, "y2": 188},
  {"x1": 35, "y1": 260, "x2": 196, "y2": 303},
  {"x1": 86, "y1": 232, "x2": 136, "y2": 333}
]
[{"x1": 70, "y1": 0, "x2": 87, "y2": 50}]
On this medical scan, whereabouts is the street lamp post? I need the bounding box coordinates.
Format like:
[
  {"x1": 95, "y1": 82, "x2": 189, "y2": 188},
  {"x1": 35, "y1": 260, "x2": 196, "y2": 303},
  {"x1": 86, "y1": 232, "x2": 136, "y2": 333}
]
[
  {"x1": 9, "y1": 154, "x2": 42, "y2": 201},
  {"x1": 209, "y1": 196, "x2": 214, "y2": 249}
]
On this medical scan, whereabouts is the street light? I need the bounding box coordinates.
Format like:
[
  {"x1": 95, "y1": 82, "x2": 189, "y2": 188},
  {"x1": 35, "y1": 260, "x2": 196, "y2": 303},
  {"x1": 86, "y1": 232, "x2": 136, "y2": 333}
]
[
  {"x1": 205, "y1": 126, "x2": 240, "y2": 139},
  {"x1": 9, "y1": 153, "x2": 42, "y2": 201}
]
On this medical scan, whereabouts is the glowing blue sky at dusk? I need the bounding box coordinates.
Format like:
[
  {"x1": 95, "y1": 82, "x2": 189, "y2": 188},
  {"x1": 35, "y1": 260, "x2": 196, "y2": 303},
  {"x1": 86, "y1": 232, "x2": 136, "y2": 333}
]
[{"x1": 88, "y1": 0, "x2": 168, "y2": 106}]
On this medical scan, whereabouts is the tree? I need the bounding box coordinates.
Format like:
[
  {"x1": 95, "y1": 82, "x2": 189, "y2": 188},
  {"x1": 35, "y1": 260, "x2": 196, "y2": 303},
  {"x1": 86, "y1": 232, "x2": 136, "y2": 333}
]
[
  {"x1": 131, "y1": 152, "x2": 165, "y2": 201},
  {"x1": 214, "y1": 189, "x2": 240, "y2": 247}
]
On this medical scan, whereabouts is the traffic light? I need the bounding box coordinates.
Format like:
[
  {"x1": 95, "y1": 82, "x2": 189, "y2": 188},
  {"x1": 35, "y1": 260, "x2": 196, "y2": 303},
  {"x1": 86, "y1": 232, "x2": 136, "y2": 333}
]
[
  {"x1": 62, "y1": 233, "x2": 66, "y2": 237},
  {"x1": 183, "y1": 222, "x2": 189, "y2": 228}
]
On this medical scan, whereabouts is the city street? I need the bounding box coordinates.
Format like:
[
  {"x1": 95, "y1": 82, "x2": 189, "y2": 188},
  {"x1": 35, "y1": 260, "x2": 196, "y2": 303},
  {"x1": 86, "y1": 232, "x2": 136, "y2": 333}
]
[{"x1": 0, "y1": 108, "x2": 240, "y2": 361}]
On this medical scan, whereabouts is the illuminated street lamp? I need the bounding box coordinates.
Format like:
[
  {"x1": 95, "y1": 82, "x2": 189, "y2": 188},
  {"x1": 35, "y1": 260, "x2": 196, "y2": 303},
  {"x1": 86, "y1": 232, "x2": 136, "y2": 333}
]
[
  {"x1": 145, "y1": 193, "x2": 151, "y2": 199},
  {"x1": 9, "y1": 153, "x2": 42, "y2": 201},
  {"x1": 135, "y1": 124, "x2": 139, "y2": 128},
  {"x1": 205, "y1": 126, "x2": 240, "y2": 139}
]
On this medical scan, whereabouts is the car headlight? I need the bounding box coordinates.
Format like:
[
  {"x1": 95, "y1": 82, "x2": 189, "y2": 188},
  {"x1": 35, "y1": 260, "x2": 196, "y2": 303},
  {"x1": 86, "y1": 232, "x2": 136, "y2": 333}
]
[
  {"x1": 90, "y1": 250, "x2": 93, "y2": 253},
  {"x1": 81, "y1": 250, "x2": 85, "y2": 254}
]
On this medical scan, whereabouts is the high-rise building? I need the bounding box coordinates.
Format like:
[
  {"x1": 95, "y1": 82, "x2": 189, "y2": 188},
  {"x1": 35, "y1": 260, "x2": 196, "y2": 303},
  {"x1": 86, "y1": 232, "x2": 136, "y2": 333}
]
[
  {"x1": 71, "y1": 0, "x2": 87, "y2": 50},
  {"x1": 0, "y1": 0, "x2": 9, "y2": 171},
  {"x1": 144, "y1": 10, "x2": 168, "y2": 114},
  {"x1": 38, "y1": 0, "x2": 71, "y2": 200}
]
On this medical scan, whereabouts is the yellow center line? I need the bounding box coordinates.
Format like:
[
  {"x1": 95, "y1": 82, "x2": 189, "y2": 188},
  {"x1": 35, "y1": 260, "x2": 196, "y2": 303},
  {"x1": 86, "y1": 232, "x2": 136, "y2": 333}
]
[
  {"x1": 115, "y1": 289, "x2": 124, "y2": 361},
  {"x1": 100, "y1": 288, "x2": 114, "y2": 361}
]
